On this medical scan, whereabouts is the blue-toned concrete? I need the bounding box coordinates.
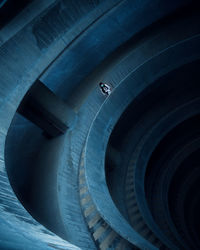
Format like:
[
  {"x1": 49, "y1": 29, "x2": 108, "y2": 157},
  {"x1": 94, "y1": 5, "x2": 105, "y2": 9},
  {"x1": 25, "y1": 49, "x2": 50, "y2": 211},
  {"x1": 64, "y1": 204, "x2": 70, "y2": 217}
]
[
  {"x1": 84, "y1": 33, "x2": 200, "y2": 250},
  {"x1": 0, "y1": 0, "x2": 122, "y2": 249},
  {"x1": 0, "y1": 0, "x2": 199, "y2": 249},
  {"x1": 41, "y1": 0, "x2": 191, "y2": 103},
  {"x1": 0, "y1": 0, "x2": 7, "y2": 8}
]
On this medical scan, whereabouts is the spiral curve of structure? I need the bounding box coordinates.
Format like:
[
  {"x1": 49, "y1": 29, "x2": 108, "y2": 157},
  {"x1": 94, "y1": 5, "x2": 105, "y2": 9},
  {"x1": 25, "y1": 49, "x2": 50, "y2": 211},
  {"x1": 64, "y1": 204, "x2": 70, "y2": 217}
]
[{"x1": 0, "y1": 1, "x2": 200, "y2": 249}]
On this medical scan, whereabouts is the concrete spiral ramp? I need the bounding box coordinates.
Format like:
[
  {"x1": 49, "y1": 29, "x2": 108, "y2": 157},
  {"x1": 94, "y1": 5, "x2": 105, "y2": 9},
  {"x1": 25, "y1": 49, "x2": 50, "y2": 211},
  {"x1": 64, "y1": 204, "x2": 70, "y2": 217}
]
[{"x1": 0, "y1": 0, "x2": 200, "y2": 249}]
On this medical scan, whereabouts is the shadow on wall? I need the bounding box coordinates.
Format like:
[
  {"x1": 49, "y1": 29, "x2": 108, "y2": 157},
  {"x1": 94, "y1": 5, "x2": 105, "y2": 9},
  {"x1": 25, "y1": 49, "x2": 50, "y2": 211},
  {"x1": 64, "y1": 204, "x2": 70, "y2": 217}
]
[
  {"x1": 0, "y1": 0, "x2": 32, "y2": 28},
  {"x1": 5, "y1": 113, "x2": 67, "y2": 240}
]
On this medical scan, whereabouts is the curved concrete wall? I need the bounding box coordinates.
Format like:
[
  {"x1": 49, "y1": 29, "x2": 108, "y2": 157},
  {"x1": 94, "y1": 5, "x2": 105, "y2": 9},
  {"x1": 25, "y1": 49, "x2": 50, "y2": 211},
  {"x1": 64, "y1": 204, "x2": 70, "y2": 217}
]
[{"x1": 0, "y1": 1, "x2": 199, "y2": 249}]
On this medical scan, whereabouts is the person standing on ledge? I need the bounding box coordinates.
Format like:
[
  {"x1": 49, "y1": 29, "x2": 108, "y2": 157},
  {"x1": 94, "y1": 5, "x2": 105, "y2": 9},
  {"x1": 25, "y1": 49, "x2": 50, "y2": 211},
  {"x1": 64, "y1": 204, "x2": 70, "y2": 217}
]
[{"x1": 99, "y1": 82, "x2": 112, "y2": 96}]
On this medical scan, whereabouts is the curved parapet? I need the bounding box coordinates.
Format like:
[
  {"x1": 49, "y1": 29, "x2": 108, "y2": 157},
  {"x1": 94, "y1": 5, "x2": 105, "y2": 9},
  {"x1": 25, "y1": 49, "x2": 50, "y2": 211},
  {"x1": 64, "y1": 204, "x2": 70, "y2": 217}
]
[{"x1": 1, "y1": 1, "x2": 200, "y2": 249}]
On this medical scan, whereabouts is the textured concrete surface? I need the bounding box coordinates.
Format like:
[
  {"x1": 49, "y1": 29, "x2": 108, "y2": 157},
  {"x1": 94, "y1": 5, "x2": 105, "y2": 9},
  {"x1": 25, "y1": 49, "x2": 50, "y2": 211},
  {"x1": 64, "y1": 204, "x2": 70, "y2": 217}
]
[
  {"x1": 0, "y1": 0, "x2": 198, "y2": 249},
  {"x1": 84, "y1": 33, "x2": 200, "y2": 250}
]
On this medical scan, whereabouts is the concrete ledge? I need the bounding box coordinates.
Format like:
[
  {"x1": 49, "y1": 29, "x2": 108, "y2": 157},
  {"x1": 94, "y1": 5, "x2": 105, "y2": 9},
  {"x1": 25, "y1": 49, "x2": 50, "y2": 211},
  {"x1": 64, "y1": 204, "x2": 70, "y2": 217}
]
[{"x1": 84, "y1": 34, "x2": 200, "y2": 250}]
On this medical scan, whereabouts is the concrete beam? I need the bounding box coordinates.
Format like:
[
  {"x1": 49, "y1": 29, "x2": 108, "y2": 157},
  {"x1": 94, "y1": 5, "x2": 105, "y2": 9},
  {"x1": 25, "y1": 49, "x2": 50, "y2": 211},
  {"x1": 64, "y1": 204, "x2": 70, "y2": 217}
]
[{"x1": 17, "y1": 80, "x2": 75, "y2": 137}]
